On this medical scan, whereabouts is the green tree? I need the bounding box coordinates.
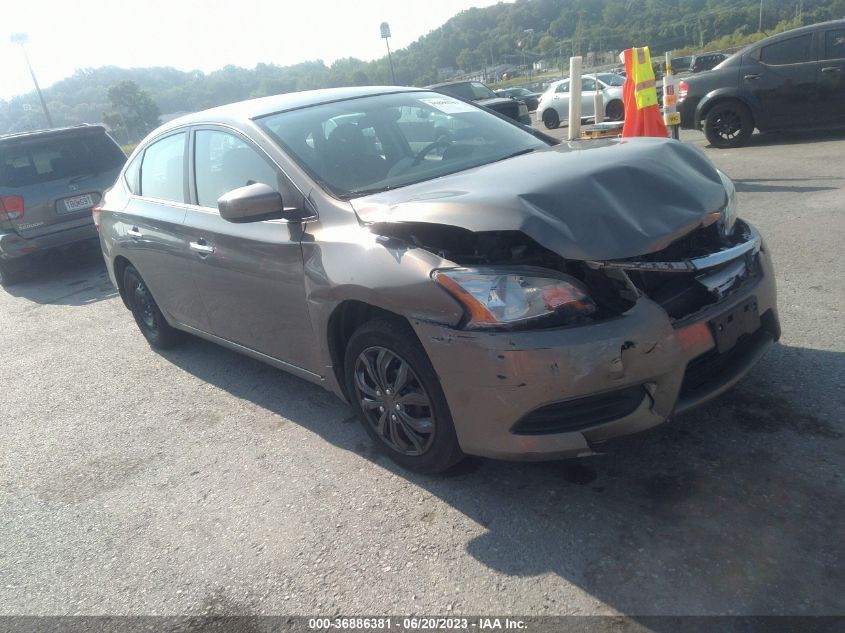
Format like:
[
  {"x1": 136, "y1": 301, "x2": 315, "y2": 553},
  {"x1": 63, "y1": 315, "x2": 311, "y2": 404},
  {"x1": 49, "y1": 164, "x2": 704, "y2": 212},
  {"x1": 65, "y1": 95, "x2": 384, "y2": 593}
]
[{"x1": 102, "y1": 80, "x2": 160, "y2": 143}]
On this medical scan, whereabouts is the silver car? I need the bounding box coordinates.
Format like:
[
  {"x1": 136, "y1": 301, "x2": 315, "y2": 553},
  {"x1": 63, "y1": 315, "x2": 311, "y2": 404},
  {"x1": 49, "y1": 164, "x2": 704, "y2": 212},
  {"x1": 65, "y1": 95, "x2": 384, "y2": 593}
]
[
  {"x1": 537, "y1": 73, "x2": 626, "y2": 129},
  {"x1": 97, "y1": 86, "x2": 779, "y2": 472}
]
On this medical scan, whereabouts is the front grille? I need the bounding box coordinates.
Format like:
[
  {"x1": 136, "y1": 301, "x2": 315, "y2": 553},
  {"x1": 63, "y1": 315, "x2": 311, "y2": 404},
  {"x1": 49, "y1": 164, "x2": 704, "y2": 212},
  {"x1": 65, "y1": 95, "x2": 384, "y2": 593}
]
[
  {"x1": 512, "y1": 385, "x2": 647, "y2": 435},
  {"x1": 627, "y1": 221, "x2": 759, "y2": 321}
]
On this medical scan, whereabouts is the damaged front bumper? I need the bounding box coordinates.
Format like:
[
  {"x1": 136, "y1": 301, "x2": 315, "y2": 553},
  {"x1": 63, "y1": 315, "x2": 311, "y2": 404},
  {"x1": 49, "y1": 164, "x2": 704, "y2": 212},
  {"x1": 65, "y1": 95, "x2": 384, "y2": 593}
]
[{"x1": 411, "y1": 224, "x2": 779, "y2": 461}]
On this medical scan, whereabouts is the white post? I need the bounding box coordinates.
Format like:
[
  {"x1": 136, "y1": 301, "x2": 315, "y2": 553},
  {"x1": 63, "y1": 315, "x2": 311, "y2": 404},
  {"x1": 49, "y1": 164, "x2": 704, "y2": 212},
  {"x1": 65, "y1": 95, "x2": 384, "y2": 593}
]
[
  {"x1": 593, "y1": 78, "x2": 604, "y2": 124},
  {"x1": 663, "y1": 51, "x2": 680, "y2": 139},
  {"x1": 568, "y1": 56, "x2": 582, "y2": 141}
]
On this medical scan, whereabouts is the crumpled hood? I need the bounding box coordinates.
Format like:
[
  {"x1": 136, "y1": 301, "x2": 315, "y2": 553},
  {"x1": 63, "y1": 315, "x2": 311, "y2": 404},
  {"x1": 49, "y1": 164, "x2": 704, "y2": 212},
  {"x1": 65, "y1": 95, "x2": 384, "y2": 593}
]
[{"x1": 351, "y1": 137, "x2": 728, "y2": 261}]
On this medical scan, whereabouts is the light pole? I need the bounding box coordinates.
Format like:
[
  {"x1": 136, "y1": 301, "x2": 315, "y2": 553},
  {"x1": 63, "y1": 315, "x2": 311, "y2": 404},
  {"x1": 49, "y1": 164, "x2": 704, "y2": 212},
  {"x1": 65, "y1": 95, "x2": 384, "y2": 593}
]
[
  {"x1": 758, "y1": 0, "x2": 764, "y2": 32},
  {"x1": 10, "y1": 33, "x2": 53, "y2": 128},
  {"x1": 523, "y1": 28, "x2": 534, "y2": 74},
  {"x1": 380, "y1": 22, "x2": 396, "y2": 85}
]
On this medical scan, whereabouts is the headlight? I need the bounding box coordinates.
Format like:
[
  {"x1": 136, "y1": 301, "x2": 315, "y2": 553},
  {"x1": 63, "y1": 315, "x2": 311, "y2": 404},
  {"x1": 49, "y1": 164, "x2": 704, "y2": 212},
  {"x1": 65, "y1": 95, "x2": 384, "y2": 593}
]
[
  {"x1": 716, "y1": 169, "x2": 738, "y2": 236},
  {"x1": 432, "y1": 267, "x2": 596, "y2": 329}
]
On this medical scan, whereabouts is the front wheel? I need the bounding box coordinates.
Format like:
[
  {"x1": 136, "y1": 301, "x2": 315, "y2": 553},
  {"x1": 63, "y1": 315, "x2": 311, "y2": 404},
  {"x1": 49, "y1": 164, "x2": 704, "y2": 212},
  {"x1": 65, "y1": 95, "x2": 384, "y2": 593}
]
[
  {"x1": 344, "y1": 319, "x2": 464, "y2": 473},
  {"x1": 542, "y1": 108, "x2": 560, "y2": 130},
  {"x1": 704, "y1": 101, "x2": 754, "y2": 148},
  {"x1": 123, "y1": 264, "x2": 184, "y2": 349}
]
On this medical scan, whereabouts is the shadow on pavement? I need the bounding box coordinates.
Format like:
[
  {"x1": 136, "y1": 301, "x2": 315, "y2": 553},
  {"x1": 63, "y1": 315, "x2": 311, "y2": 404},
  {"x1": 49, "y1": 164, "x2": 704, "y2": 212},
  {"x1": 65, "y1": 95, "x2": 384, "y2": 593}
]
[
  {"x1": 158, "y1": 337, "x2": 845, "y2": 616},
  {"x1": 2, "y1": 241, "x2": 118, "y2": 306},
  {"x1": 734, "y1": 177, "x2": 841, "y2": 194},
  {"x1": 743, "y1": 127, "x2": 845, "y2": 147}
]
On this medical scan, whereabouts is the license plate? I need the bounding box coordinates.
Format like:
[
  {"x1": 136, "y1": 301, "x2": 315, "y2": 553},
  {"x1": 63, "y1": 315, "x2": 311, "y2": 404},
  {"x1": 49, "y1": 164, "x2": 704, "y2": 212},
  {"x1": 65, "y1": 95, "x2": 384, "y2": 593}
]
[
  {"x1": 63, "y1": 194, "x2": 95, "y2": 213},
  {"x1": 710, "y1": 297, "x2": 761, "y2": 354}
]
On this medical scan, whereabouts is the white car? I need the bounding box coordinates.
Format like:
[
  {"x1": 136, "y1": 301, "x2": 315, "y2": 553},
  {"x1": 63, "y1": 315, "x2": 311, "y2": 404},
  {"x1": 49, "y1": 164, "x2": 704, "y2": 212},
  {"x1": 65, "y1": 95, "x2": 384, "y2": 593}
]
[{"x1": 537, "y1": 73, "x2": 626, "y2": 129}]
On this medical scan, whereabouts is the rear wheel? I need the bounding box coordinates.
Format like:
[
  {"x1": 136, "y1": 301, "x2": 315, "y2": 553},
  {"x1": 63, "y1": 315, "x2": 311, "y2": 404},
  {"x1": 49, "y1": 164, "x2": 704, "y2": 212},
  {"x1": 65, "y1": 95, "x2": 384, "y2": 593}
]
[
  {"x1": 344, "y1": 319, "x2": 464, "y2": 473},
  {"x1": 542, "y1": 109, "x2": 560, "y2": 130},
  {"x1": 123, "y1": 264, "x2": 184, "y2": 349},
  {"x1": 704, "y1": 101, "x2": 754, "y2": 148},
  {"x1": 606, "y1": 100, "x2": 624, "y2": 121}
]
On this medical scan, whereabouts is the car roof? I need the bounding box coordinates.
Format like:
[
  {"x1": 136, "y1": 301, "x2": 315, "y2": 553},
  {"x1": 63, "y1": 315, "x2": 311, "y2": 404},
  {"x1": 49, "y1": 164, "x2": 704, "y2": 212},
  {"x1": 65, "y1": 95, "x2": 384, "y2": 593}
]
[
  {"x1": 547, "y1": 73, "x2": 603, "y2": 87},
  {"x1": 0, "y1": 124, "x2": 108, "y2": 144},
  {"x1": 426, "y1": 80, "x2": 489, "y2": 90},
  {"x1": 158, "y1": 86, "x2": 425, "y2": 132},
  {"x1": 718, "y1": 18, "x2": 845, "y2": 65},
  {"x1": 761, "y1": 17, "x2": 845, "y2": 42}
]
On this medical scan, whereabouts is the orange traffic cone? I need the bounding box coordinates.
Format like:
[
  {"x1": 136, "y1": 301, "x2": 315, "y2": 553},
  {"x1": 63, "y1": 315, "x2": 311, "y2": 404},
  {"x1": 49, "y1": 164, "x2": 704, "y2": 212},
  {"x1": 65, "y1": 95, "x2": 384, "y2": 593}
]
[{"x1": 621, "y1": 47, "x2": 668, "y2": 138}]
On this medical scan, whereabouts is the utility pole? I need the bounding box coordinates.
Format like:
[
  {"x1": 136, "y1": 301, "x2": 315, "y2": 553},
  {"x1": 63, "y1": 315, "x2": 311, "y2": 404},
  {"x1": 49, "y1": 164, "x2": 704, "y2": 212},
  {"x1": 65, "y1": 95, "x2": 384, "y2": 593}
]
[
  {"x1": 573, "y1": 12, "x2": 585, "y2": 59},
  {"x1": 10, "y1": 33, "x2": 53, "y2": 128},
  {"x1": 523, "y1": 28, "x2": 534, "y2": 74},
  {"x1": 380, "y1": 22, "x2": 396, "y2": 85},
  {"x1": 758, "y1": 0, "x2": 764, "y2": 32}
]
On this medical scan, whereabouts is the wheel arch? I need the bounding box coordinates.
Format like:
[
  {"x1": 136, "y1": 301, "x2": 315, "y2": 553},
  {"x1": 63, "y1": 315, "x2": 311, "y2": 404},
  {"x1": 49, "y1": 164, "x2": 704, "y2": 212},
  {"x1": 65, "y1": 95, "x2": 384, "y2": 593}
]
[
  {"x1": 541, "y1": 107, "x2": 560, "y2": 128},
  {"x1": 112, "y1": 254, "x2": 133, "y2": 309},
  {"x1": 326, "y1": 300, "x2": 421, "y2": 402},
  {"x1": 695, "y1": 90, "x2": 757, "y2": 129}
]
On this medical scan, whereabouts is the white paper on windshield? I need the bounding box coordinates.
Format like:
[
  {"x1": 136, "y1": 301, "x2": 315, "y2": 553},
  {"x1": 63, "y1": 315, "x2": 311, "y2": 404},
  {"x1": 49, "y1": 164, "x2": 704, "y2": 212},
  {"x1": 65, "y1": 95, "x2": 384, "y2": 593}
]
[{"x1": 419, "y1": 97, "x2": 477, "y2": 114}]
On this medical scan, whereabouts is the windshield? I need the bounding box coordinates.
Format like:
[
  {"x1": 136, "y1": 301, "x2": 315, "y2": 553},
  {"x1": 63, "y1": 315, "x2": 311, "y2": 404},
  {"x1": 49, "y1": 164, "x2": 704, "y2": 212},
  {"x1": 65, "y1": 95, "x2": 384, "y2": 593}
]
[
  {"x1": 257, "y1": 91, "x2": 548, "y2": 199},
  {"x1": 596, "y1": 73, "x2": 625, "y2": 86}
]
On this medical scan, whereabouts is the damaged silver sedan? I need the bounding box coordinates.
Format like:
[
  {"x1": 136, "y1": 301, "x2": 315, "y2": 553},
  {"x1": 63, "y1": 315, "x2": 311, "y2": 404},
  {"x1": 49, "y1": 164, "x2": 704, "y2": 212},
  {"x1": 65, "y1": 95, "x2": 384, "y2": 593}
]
[{"x1": 98, "y1": 87, "x2": 780, "y2": 472}]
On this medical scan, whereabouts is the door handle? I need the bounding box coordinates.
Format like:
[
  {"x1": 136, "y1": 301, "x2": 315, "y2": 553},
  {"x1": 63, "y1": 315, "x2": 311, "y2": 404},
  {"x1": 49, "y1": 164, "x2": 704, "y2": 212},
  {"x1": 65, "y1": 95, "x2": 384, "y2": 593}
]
[
  {"x1": 127, "y1": 226, "x2": 142, "y2": 238},
  {"x1": 743, "y1": 74, "x2": 761, "y2": 80},
  {"x1": 189, "y1": 239, "x2": 215, "y2": 255},
  {"x1": 821, "y1": 66, "x2": 843, "y2": 73}
]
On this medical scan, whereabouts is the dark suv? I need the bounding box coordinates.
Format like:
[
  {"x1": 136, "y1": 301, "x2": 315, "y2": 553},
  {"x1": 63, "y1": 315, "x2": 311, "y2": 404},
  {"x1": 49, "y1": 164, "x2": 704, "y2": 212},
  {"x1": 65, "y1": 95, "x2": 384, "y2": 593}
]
[
  {"x1": 679, "y1": 19, "x2": 845, "y2": 148},
  {"x1": 0, "y1": 125, "x2": 125, "y2": 285},
  {"x1": 428, "y1": 81, "x2": 532, "y2": 125}
]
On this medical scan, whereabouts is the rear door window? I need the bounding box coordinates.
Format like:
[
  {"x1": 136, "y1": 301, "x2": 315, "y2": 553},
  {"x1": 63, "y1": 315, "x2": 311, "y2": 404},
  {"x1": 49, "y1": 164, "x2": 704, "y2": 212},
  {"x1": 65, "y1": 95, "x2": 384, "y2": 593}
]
[
  {"x1": 823, "y1": 30, "x2": 845, "y2": 60},
  {"x1": 139, "y1": 132, "x2": 186, "y2": 203},
  {"x1": 0, "y1": 133, "x2": 126, "y2": 188},
  {"x1": 193, "y1": 130, "x2": 278, "y2": 209},
  {"x1": 760, "y1": 34, "x2": 813, "y2": 65}
]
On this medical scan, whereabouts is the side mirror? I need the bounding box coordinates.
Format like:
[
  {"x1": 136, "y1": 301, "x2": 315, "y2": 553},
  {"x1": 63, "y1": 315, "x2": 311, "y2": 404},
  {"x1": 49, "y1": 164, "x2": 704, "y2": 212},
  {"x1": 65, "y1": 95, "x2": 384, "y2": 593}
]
[{"x1": 217, "y1": 183, "x2": 285, "y2": 223}]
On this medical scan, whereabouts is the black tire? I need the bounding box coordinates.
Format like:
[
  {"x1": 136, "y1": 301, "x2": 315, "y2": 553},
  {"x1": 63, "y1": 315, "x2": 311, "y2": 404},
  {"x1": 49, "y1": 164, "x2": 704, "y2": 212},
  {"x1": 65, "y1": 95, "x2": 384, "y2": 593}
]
[
  {"x1": 606, "y1": 99, "x2": 624, "y2": 122},
  {"x1": 703, "y1": 101, "x2": 754, "y2": 148},
  {"x1": 123, "y1": 264, "x2": 184, "y2": 349},
  {"x1": 0, "y1": 260, "x2": 23, "y2": 287},
  {"x1": 542, "y1": 109, "x2": 560, "y2": 130},
  {"x1": 344, "y1": 318, "x2": 464, "y2": 474}
]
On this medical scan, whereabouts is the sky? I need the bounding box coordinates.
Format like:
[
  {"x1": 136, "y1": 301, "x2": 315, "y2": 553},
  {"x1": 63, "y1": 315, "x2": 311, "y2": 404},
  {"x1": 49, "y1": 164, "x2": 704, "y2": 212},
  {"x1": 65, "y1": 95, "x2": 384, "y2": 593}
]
[{"x1": 1, "y1": 0, "x2": 507, "y2": 101}]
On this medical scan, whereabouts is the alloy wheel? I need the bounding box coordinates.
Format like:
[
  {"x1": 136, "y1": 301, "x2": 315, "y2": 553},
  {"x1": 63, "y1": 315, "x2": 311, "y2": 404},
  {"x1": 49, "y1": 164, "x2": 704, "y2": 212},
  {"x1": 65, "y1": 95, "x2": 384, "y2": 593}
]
[
  {"x1": 711, "y1": 109, "x2": 742, "y2": 142},
  {"x1": 352, "y1": 346, "x2": 435, "y2": 456}
]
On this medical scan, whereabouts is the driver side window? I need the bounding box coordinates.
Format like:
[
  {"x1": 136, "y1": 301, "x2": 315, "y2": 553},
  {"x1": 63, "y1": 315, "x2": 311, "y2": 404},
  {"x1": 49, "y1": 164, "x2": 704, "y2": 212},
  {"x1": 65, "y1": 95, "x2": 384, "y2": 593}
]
[
  {"x1": 194, "y1": 130, "x2": 278, "y2": 209},
  {"x1": 556, "y1": 82, "x2": 570, "y2": 94}
]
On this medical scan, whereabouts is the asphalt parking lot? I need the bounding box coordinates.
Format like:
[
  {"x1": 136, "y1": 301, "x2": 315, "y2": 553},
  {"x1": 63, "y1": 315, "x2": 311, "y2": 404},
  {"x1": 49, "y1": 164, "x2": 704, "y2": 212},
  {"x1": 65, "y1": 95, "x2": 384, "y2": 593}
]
[{"x1": 1, "y1": 125, "x2": 844, "y2": 618}]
